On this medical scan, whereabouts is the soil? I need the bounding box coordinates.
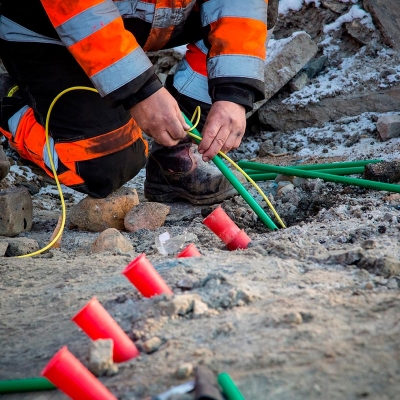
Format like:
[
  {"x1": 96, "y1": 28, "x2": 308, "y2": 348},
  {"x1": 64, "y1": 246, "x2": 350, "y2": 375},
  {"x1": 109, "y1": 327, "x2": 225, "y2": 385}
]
[{"x1": 1, "y1": 2, "x2": 400, "y2": 400}]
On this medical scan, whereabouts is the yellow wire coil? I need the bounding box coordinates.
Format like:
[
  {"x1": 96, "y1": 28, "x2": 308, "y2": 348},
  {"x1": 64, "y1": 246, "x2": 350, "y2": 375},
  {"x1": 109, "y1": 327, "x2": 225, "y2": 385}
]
[{"x1": 17, "y1": 88, "x2": 284, "y2": 258}]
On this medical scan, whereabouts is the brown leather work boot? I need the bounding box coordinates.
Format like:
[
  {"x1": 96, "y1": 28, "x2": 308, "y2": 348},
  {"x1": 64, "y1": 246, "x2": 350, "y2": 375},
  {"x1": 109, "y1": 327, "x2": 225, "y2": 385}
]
[{"x1": 144, "y1": 142, "x2": 243, "y2": 205}]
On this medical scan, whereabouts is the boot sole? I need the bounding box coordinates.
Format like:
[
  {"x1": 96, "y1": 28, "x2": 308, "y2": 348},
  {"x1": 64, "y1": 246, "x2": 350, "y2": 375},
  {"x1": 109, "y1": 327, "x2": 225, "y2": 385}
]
[{"x1": 144, "y1": 181, "x2": 238, "y2": 205}]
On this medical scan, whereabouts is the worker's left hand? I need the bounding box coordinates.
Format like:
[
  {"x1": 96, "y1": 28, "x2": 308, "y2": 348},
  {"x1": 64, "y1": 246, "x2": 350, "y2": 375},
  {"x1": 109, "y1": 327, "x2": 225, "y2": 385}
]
[{"x1": 198, "y1": 101, "x2": 246, "y2": 162}]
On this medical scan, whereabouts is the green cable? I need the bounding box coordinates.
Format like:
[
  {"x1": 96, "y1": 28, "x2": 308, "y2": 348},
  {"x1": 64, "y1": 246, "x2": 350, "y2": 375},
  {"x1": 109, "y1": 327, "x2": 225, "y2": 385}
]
[
  {"x1": 238, "y1": 159, "x2": 382, "y2": 172},
  {"x1": 0, "y1": 377, "x2": 56, "y2": 394},
  {"x1": 247, "y1": 166, "x2": 365, "y2": 181},
  {"x1": 182, "y1": 113, "x2": 278, "y2": 230},
  {"x1": 240, "y1": 163, "x2": 400, "y2": 193},
  {"x1": 218, "y1": 372, "x2": 245, "y2": 400}
]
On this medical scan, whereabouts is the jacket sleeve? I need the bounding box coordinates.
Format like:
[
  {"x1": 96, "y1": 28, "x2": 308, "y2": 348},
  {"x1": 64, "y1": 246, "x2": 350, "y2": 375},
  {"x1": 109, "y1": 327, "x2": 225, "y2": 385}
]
[
  {"x1": 199, "y1": 0, "x2": 268, "y2": 109},
  {"x1": 39, "y1": 0, "x2": 162, "y2": 108}
]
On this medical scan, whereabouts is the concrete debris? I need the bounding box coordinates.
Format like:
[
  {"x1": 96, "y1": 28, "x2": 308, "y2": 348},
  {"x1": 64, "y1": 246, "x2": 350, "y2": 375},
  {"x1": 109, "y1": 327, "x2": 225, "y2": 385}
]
[
  {"x1": 159, "y1": 294, "x2": 206, "y2": 317},
  {"x1": 91, "y1": 228, "x2": 134, "y2": 254},
  {"x1": 124, "y1": 202, "x2": 170, "y2": 232},
  {"x1": 0, "y1": 237, "x2": 39, "y2": 257},
  {"x1": 376, "y1": 114, "x2": 400, "y2": 141},
  {"x1": 0, "y1": 187, "x2": 32, "y2": 237},
  {"x1": 89, "y1": 339, "x2": 118, "y2": 377},
  {"x1": 0, "y1": 145, "x2": 10, "y2": 181},
  {"x1": 142, "y1": 336, "x2": 163, "y2": 354},
  {"x1": 363, "y1": 161, "x2": 400, "y2": 183},
  {"x1": 69, "y1": 186, "x2": 139, "y2": 232},
  {"x1": 358, "y1": 255, "x2": 400, "y2": 278},
  {"x1": 364, "y1": 0, "x2": 400, "y2": 51},
  {"x1": 175, "y1": 362, "x2": 193, "y2": 379}
]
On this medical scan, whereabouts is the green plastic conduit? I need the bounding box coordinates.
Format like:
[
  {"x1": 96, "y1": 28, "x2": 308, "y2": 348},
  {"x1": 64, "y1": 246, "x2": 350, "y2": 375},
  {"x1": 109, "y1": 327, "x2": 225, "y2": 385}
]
[
  {"x1": 238, "y1": 163, "x2": 400, "y2": 193},
  {"x1": 218, "y1": 372, "x2": 246, "y2": 400},
  {"x1": 238, "y1": 159, "x2": 382, "y2": 172},
  {"x1": 247, "y1": 166, "x2": 365, "y2": 181},
  {"x1": 0, "y1": 377, "x2": 56, "y2": 394},
  {"x1": 182, "y1": 113, "x2": 278, "y2": 230}
]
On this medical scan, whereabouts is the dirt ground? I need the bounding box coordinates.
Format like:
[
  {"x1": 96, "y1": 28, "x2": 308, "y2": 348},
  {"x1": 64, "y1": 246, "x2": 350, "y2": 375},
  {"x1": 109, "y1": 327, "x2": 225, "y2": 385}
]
[{"x1": 1, "y1": 2, "x2": 400, "y2": 399}]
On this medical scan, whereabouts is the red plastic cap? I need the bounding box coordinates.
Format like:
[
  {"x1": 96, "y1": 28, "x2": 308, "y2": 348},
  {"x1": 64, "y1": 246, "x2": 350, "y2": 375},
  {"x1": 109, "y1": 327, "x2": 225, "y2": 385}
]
[
  {"x1": 226, "y1": 229, "x2": 251, "y2": 251},
  {"x1": 122, "y1": 254, "x2": 173, "y2": 298},
  {"x1": 176, "y1": 243, "x2": 201, "y2": 258},
  {"x1": 202, "y1": 206, "x2": 240, "y2": 244},
  {"x1": 72, "y1": 297, "x2": 139, "y2": 363},
  {"x1": 41, "y1": 346, "x2": 117, "y2": 400}
]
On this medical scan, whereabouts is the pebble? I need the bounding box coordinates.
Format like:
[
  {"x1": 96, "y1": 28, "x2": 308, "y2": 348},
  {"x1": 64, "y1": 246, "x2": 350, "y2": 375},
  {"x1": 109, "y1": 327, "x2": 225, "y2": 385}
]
[
  {"x1": 192, "y1": 299, "x2": 209, "y2": 318},
  {"x1": 177, "y1": 278, "x2": 194, "y2": 291},
  {"x1": 159, "y1": 294, "x2": 204, "y2": 317},
  {"x1": 386, "y1": 279, "x2": 399, "y2": 289},
  {"x1": 89, "y1": 339, "x2": 118, "y2": 377},
  {"x1": 282, "y1": 311, "x2": 303, "y2": 325},
  {"x1": 361, "y1": 239, "x2": 376, "y2": 250},
  {"x1": 175, "y1": 362, "x2": 193, "y2": 379},
  {"x1": 0, "y1": 237, "x2": 39, "y2": 256},
  {"x1": 91, "y1": 228, "x2": 134, "y2": 254},
  {"x1": 364, "y1": 282, "x2": 374, "y2": 290},
  {"x1": 124, "y1": 202, "x2": 170, "y2": 232},
  {"x1": 143, "y1": 337, "x2": 162, "y2": 353}
]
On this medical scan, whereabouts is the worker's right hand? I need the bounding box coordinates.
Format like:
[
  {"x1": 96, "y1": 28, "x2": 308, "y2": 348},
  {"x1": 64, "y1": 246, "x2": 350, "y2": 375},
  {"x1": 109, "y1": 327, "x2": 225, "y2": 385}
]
[{"x1": 129, "y1": 87, "x2": 189, "y2": 147}]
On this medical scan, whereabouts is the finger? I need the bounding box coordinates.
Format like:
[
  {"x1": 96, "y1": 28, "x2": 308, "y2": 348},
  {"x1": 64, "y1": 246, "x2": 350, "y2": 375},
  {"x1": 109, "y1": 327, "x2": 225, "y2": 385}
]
[
  {"x1": 176, "y1": 109, "x2": 191, "y2": 131},
  {"x1": 198, "y1": 116, "x2": 221, "y2": 154},
  {"x1": 202, "y1": 126, "x2": 230, "y2": 162},
  {"x1": 154, "y1": 130, "x2": 180, "y2": 147},
  {"x1": 222, "y1": 130, "x2": 244, "y2": 153},
  {"x1": 166, "y1": 116, "x2": 188, "y2": 141}
]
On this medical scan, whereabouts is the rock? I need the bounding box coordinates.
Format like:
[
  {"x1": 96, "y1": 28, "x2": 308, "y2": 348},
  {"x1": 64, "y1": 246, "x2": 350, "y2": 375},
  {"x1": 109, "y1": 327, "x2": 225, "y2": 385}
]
[
  {"x1": 326, "y1": 247, "x2": 363, "y2": 265},
  {"x1": 0, "y1": 187, "x2": 33, "y2": 237},
  {"x1": 364, "y1": 0, "x2": 400, "y2": 51},
  {"x1": 365, "y1": 282, "x2": 374, "y2": 290},
  {"x1": 258, "y1": 139, "x2": 274, "y2": 157},
  {"x1": 358, "y1": 255, "x2": 400, "y2": 278},
  {"x1": 387, "y1": 278, "x2": 399, "y2": 289},
  {"x1": 363, "y1": 161, "x2": 400, "y2": 183},
  {"x1": 277, "y1": 183, "x2": 294, "y2": 197},
  {"x1": 143, "y1": 336, "x2": 162, "y2": 353},
  {"x1": 361, "y1": 239, "x2": 376, "y2": 250},
  {"x1": 91, "y1": 228, "x2": 134, "y2": 254},
  {"x1": 124, "y1": 202, "x2": 170, "y2": 232},
  {"x1": 321, "y1": 0, "x2": 349, "y2": 14},
  {"x1": 289, "y1": 71, "x2": 310, "y2": 92},
  {"x1": 89, "y1": 339, "x2": 118, "y2": 377},
  {"x1": 158, "y1": 294, "x2": 203, "y2": 317},
  {"x1": 0, "y1": 241, "x2": 8, "y2": 256},
  {"x1": 176, "y1": 278, "x2": 194, "y2": 291},
  {"x1": 0, "y1": 237, "x2": 39, "y2": 256},
  {"x1": 175, "y1": 362, "x2": 193, "y2": 379},
  {"x1": 192, "y1": 299, "x2": 209, "y2": 318},
  {"x1": 345, "y1": 19, "x2": 375, "y2": 45},
  {"x1": 304, "y1": 56, "x2": 328, "y2": 79},
  {"x1": 0, "y1": 145, "x2": 10, "y2": 181},
  {"x1": 259, "y1": 86, "x2": 400, "y2": 132},
  {"x1": 376, "y1": 114, "x2": 400, "y2": 141},
  {"x1": 282, "y1": 312, "x2": 303, "y2": 325},
  {"x1": 69, "y1": 186, "x2": 139, "y2": 232},
  {"x1": 251, "y1": 31, "x2": 318, "y2": 116}
]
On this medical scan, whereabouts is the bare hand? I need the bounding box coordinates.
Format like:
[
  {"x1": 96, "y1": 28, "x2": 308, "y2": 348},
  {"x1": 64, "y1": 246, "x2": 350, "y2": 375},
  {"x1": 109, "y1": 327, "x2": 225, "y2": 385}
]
[
  {"x1": 198, "y1": 101, "x2": 246, "y2": 162},
  {"x1": 130, "y1": 88, "x2": 190, "y2": 147}
]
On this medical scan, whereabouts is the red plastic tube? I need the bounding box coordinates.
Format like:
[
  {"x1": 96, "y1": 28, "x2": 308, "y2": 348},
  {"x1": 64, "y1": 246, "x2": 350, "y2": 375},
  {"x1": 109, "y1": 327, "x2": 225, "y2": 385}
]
[
  {"x1": 176, "y1": 243, "x2": 201, "y2": 258},
  {"x1": 72, "y1": 297, "x2": 139, "y2": 363},
  {"x1": 122, "y1": 254, "x2": 173, "y2": 298},
  {"x1": 41, "y1": 346, "x2": 117, "y2": 400},
  {"x1": 226, "y1": 229, "x2": 251, "y2": 250},
  {"x1": 202, "y1": 206, "x2": 241, "y2": 244}
]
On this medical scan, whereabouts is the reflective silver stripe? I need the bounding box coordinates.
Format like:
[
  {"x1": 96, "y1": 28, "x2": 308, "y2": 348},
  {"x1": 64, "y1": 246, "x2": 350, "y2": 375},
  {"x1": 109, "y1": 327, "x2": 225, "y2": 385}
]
[
  {"x1": 8, "y1": 106, "x2": 30, "y2": 138},
  {"x1": 43, "y1": 137, "x2": 59, "y2": 171},
  {"x1": 195, "y1": 40, "x2": 208, "y2": 55},
  {"x1": 55, "y1": 1, "x2": 120, "y2": 47},
  {"x1": 91, "y1": 46, "x2": 152, "y2": 96},
  {"x1": 0, "y1": 16, "x2": 63, "y2": 45},
  {"x1": 173, "y1": 59, "x2": 212, "y2": 104},
  {"x1": 208, "y1": 55, "x2": 264, "y2": 81},
  {"x1": 115, "y1": 0, "x2": 155, "y2": 23},
  {"x1": 153, "y1": 2, "x2": 196, "y2": 28},
  {"x1": 200, "y1": 0, "x2": 267, "y2": 26}
]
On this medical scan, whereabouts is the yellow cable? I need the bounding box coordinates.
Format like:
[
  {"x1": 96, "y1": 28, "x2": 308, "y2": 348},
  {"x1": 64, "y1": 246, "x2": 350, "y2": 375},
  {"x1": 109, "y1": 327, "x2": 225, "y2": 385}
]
[
  {"x1": 17, "y1": 86, "x2": 98, "y2": 258},
  {"x1": 187, "y1": 106, "x2": 286, "y2": 229}
]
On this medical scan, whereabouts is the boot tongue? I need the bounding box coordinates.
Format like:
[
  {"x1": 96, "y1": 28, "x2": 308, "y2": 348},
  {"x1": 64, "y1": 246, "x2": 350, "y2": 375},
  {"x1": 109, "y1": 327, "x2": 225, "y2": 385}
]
[{"x1": 152, "y1": 142, "x2": 195, "y2": 174}]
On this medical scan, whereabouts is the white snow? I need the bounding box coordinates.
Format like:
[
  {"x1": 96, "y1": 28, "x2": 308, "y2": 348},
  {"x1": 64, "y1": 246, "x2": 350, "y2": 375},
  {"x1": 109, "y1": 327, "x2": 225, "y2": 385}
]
[{"x1": 324, "y1": 5, "x2": 375, "y2": 33}]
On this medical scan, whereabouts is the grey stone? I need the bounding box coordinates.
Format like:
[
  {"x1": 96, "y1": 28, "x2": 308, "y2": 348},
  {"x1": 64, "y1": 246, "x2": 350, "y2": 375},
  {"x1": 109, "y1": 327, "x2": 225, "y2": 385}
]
[
  {"x1": 377, "y1": 114, "x2": 400, "y2": 141},
  {"x1": 0, "y1": 241, "x2": 8, "y2": 257},
  {"x1": 364, "y1": 0, "x2": 400, "y2": 51},
  {"x1": 91, "y1": 228, "x2": 134, "y2": 254},
  {"x1": 258, "y1": 140, "x2": 274, "y2": 157},
  {"x1": 321, "y1": 0, "x2": 349, "y2": 13},
  {"x1": 345, "y1": 19, "x2": 375, "y2": 45},
  {"x1": 0, "y1": 145, "x2": 10, "y2": 181},
  {"x1": 1, "y1": 237, "x2": 39, "y2": 257},
  {"x1": 358, "y1": 255, "x2": 400, "y2": 278},
  {"x1": 251, "y1": 31, "x2": 318, "y2": 116},
  {"x1": 124, "y1": 202, "x2": 170, "y2": 232},
  {"x1": 89, "y1": 339, "x2": 118, "y2": 377},
  {"x1": 387, "y1": 278, "x2": 399, "y2": 289},
  {"x1": 259, "y1": 86, "x2": 400, "y2": 132},
  {"x1": 175, "y1": 362, "x2": 193, "y2": 379},
  {"x1": 0, "y1": 187, "x2": 33, "y2": 237},
  {"x1": 326, "y1": 248, "x2": 363, "y2": 265},
  {"x1": 289, "y1": 71, "x2": 310, "y2": 92},
  {"x1": 304, "y1": 56, "x2": 328, "y2": 79},
  {"x1": 143, "y1": 336, "x2": 162, "y2": 353}
]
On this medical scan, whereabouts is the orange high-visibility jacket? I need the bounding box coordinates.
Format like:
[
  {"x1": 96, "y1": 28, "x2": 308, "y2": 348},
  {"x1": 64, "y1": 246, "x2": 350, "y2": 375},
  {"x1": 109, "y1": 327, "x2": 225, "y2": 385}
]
[{"x1": 1, "y1": 0, "x2": 268, "y2": 108}]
